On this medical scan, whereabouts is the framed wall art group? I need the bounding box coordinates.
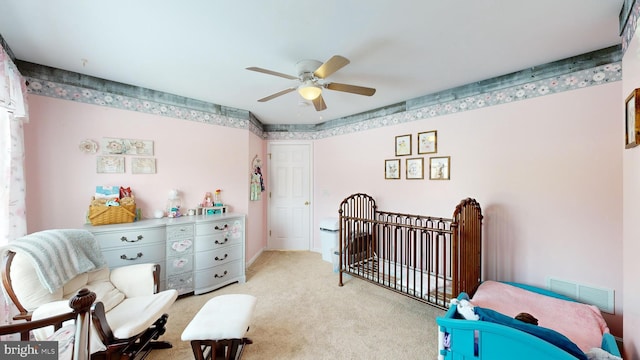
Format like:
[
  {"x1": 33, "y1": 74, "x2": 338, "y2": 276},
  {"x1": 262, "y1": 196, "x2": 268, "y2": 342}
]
[
  {"x1": 386, "y1": 130, "x2": 451, "y2": 180},
  {"x1": 84, "y1": 137, "x2": 157, "y2": 174}
]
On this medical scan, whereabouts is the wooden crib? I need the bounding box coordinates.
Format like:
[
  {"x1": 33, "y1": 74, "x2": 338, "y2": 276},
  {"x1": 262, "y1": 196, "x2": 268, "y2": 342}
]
[{"x1": 338, "y1": 193, "x2": 483, "y2": 309}]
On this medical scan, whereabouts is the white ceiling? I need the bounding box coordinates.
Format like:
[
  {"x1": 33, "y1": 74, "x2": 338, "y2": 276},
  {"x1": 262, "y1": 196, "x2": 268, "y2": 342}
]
[{"x1": 0, "y1": 1, "x2": 623, "y2": 126}]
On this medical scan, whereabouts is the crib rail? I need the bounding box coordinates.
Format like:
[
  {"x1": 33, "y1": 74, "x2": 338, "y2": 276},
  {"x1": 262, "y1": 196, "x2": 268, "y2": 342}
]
[{"x1": 338, "y1": 193, "x2": 482, "y2": 310}]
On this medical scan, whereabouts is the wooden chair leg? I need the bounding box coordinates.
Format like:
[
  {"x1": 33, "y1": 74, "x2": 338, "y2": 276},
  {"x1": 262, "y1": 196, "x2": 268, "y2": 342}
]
[
  {"x1": 227, "y1": 340, "x2": 240, "y2": 360},
  {"x1": 190, "y1": 341, "x2": 201, "y2": 360},
  {"x1": 189, "y1": 339, "x2": 252, "y2": 360}
]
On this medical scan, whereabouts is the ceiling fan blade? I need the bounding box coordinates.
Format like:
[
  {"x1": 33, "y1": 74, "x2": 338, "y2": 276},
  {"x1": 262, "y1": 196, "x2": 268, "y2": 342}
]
[
  {"x1": 312, "y1": 94, "x2": 327, "y2": 111},
  {"x1": 258, "y1": 88, "x2": 297, "y2": 102},
  {"x1": 246, "y1": 67, "x2": 298, "y2": 80},
  {"x1": 325, "y1": 82, "x2": 376, "y2": 96},
  {"x1": 313, "y1": 55, "x2": 350, "y2": 79}
]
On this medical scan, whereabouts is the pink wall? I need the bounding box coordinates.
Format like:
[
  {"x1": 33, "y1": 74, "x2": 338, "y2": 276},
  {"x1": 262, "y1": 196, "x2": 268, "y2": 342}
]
[
  {"x1": 313, "y1": 83, "x2": 623, "y2": 336},
  {"x1": 622, "y1": 22, "x2": 640, "y2": 359},
  {"x1": 24, "y1": 77, "x2": 626, "y2": 340},
  {"x1": 246, "y1": 131, "x2": 268, "y2": 264},
  {"x1": 24, "y1": 95, "x2": 260, "y2": 256}
]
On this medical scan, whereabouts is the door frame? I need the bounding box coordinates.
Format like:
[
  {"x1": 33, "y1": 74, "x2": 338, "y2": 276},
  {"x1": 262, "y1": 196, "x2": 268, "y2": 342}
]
[{"x1": 266, "y1": 140, "x2": 314, "y2": 250}]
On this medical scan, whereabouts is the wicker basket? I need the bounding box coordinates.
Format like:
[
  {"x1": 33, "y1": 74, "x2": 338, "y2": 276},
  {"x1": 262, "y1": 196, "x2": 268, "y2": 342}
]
[{"x1": 88, "y1": 196, "x2": 136, "y2": 225}]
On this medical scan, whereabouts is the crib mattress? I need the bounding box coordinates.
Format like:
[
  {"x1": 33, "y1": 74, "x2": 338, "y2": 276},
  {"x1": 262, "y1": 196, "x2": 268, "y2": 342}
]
[{"x1": 344, "y1": 258, "x2": 453, "y2": 307}]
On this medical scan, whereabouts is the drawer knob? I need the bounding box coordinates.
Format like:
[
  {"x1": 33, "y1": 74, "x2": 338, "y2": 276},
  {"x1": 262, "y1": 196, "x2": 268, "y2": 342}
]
[
  {"x1": 214, "y1": 270, "x2": 228, "y2": 278},
  {"x1": 214, "y1": 238, "x2": 229, "y2": 245},
  {"x1": 121, "y1": 235, "x2": 143, "y2": 243},
  {"x1": 120, "y1": 252, "x2": 143, "y2": 260},
  {"x1": 214, "y1": 254, "x2": 228, "y2": 261},
  {"x1": 214, "y1": 224, "x2": 228, "y2": 231}
]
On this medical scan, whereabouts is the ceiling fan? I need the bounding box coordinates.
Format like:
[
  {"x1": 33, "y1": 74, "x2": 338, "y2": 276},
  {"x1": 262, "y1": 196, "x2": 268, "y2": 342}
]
[{"x1": 246, "y1": 55, "x2": 376, "y2": 111}]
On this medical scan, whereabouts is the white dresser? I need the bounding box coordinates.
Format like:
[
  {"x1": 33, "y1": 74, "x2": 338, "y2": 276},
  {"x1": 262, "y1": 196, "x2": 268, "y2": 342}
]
[{"x1": 85, "y1": 213, "x2": 246, "y2": 296}]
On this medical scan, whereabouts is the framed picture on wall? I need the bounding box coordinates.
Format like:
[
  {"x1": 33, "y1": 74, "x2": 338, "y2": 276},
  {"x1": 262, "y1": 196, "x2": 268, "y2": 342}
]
[
  {"x1": 429, "y1": 156, "x2": 450, "y2": 180},
  {"x1": 96, "y1": 156, "x2": 125, "y2": 174},
  {"x1": 102, "y1": 138, "x2": 154, "y2": 155},
  {"x1": 625, "y1": 88, "x2": 640, "y2": 149},
  {"x1": 395, "y1": 134, "x2": 412, "y2": 156},
  {"x1": 385, "y1": 159, "x2": 401, "y2": 179},
  {"x1": 418, "y1": 130, "x2": 437, "y2": 154},
  {"x1": 132, "y1": 157, "x2": 157, "y2": 174},
  {"x1": 406, "y1": 158, "x2": 424, "y2": 179}
]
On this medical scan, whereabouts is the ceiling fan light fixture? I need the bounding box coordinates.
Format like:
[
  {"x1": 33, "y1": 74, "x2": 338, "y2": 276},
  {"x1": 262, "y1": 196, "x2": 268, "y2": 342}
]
[
  {"x1": 298, "y1": 81, "x2": 322, "y2": 100},
  {"x1": 247, "y1": 55, "x2": 376, "y2": 111}
]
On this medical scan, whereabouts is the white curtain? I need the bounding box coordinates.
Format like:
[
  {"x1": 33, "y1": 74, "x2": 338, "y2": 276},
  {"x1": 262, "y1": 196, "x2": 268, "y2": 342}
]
[{"x1": 0, "y1": 45, "x2": 29, "y2": 329}]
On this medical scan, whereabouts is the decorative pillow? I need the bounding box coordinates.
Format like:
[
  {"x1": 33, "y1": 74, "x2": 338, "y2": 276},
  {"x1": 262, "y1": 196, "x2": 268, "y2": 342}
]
[{"x1": 474, "y1": 306, "x2": 587, "y2": 360}]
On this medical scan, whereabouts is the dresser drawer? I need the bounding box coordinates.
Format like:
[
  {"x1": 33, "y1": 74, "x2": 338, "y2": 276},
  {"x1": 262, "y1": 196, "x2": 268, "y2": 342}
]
[
  {"x1": 167, "y1": 237, "x2": 193, "y2": 256},
  {"x1": 166, "y1": 254, "x2": 194, "y2": 276},
  {"x1": 167, "y1": 224, "x2": 194, "y2": 240},
  {"x1": 194, "y1": 260, "x2": 242, "y2": 291},
  {"x1": 194, "y1": 233, "x2": 242, "y2": 252},
  {"x1": 194, "y1": 244, "x2": 242, "y2": 270},
  {"x1": 196, "y1": 219, "x2": 244, "y2": 237},
  {"x1": 101, "y1": 243, "x2": 166, "y2": 268},
  {"x1": 93, "y1": 227, "x2": 165, "y2": 250},
  {"x1": 167, "y1": 273, "x2": 193, "y2": 295}
]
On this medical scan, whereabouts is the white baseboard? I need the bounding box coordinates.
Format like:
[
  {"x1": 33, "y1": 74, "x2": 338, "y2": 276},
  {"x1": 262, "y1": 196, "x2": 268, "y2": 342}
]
[{"x1": 246, "y1": 248, "x2": 264, "y2": 267}]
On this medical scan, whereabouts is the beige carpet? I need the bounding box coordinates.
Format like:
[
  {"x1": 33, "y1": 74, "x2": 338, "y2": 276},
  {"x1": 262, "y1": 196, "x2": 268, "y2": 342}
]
[{"x1": 147, "y1": 251, "x2": 445, "y2": 360}]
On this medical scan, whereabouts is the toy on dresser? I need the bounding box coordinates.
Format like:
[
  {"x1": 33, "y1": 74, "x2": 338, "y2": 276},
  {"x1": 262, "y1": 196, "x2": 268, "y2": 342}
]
[
  {"x1": 199, "y1": 189, "x2": 228, "y2": 215},
  {"x1": 167, "y1": 189, "x2": 182, "y2": 218},
  {"x1": 201, "y1": 192, "x2": 214, "y2": 207}
]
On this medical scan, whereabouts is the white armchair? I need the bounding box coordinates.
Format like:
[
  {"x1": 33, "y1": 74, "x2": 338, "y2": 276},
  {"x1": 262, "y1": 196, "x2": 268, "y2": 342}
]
[{"x1": 1, "y1": 229, "x2": 178, "y2": 360}]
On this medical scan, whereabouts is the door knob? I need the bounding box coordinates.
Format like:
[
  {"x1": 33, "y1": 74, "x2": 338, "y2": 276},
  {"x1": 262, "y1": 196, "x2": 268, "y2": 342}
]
[{"x1": 304, "y1": 201, "x2": 310, "y2": 205}]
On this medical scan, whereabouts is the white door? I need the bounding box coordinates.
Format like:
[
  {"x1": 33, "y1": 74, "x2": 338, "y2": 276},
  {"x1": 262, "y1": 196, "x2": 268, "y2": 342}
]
[{"x1": 267, "y1": 142, "x2": 312, "y2": 250}]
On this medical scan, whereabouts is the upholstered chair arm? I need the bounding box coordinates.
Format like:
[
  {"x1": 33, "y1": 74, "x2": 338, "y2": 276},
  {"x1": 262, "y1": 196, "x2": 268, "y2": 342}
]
[
  {"x1": 109, "y1": 263, "x2": 160, "y2": 297},
  {"x1": 31, "y1": 300, "x2": 73, "y2": 321}
]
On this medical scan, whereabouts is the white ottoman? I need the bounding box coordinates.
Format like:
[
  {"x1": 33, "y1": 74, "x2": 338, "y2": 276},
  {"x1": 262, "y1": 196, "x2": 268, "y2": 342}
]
[{"x1": 181, "y1": 294, "x2": 257, "y2": 360}]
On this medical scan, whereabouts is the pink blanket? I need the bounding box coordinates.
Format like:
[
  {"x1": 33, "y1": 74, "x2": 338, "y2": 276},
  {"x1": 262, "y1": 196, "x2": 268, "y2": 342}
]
[{"x1": 470, "y1": 281, "x2": 609, "y2": 352}]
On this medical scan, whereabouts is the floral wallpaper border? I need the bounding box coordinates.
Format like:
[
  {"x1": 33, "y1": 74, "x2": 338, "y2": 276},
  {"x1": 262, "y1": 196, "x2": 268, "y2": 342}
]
[
  {"x1": 25, "y1": 60, "x2": 621, "y2": 141},
  {"x1": 24, "y1": 77, "x2": 259, "y2": 135},
  {"x1": 622, "y1": 0, "x2": 640, "y2": 53},
  {"x1": 266, "y1": 62, "x2": 622, "y2": 140}
]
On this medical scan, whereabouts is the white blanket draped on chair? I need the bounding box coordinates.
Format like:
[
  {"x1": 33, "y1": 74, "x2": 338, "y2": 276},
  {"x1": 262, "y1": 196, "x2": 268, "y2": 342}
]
[{"x1": 1, "y1": 229, "x2": 107, "y2": 293}]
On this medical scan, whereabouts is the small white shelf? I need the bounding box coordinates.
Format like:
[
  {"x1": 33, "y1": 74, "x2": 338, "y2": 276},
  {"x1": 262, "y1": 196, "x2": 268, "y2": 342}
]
[{"x1": 199, "y1": 206, "x2": 228, "y2": 215}]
